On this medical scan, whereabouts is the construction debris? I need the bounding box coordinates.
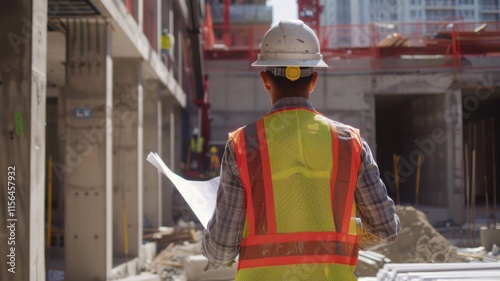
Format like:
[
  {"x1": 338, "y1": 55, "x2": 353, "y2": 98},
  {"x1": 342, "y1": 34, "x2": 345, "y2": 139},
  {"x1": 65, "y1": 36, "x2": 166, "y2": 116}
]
[
  {"x1": 147, "y1": 241, "x2": 204, "y2": 281},
  {"x1": 144, "y1": 223, "x2": 200, "y2": 254},
  {"x1": 357, "y1": 206, "x2": 500, "y2": 279},
  {"x1": 372, "y1": 206, "x2": 465, "y2": 263},
  {"x1": 184, "y1": 255, "x2": 236, "y2": 281},
  {"x1": 356, "y1": 206, "x2": 465, "y2": 277}
]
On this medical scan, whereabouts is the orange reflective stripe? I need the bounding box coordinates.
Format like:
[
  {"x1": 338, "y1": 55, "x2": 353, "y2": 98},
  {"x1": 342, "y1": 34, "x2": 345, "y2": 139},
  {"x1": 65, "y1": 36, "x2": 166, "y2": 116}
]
[
  {"x1": 240, "y1": 231, "x2": 358, "y2": 246},
  {"x1": 328, "y1": 120, "x2": 340, "y2": 232},
  {"x1": 256, "y1": 120, "x2": 276, "y2": 234},
  {"x1": 240, "y1": 240, "x2": 358, "y2": 259},
  {"x1": 231, "y1": 129, "x2": 257, "y2": 236},
  {"x1": 239, "y1": 233, "x2": 359, "y2": 266},
  {"x1": 244, "y1": 123, "x2": 268, "y2": 235},
  {"x1": 342, "y1": 133, "x2": 361, "y2": 233},
  {"x1": 330, "y1": 122, "x2": 352, "y2": 233},
  {"x1": 238, "y1": 255, "x2": 358, "y2": 269},
  {"x1": 337, "y1": 137, "x2": 352, "y2": 233}
]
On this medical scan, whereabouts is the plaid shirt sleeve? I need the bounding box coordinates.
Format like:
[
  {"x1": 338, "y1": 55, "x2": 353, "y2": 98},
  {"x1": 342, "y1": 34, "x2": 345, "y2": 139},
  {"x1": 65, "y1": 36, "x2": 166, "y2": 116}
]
[
  {"x1": 355, "y1": 138, "x2": 400, "y2": 250},
  {"x1": 202, "y1": 139, "x2": 246, "y2": 271}
]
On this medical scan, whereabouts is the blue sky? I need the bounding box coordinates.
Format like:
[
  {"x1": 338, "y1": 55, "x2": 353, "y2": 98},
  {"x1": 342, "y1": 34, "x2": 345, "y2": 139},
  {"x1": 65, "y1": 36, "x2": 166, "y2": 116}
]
[{"x1": 268, "y1": 0, "x2": 298, "y2": 24}]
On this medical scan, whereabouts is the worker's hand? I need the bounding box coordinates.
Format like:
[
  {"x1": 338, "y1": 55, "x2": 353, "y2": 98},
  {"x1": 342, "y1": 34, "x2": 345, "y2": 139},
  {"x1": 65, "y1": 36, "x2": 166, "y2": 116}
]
[{"x1": 356, "y1": 218, "x2": 384, "y2": 251}]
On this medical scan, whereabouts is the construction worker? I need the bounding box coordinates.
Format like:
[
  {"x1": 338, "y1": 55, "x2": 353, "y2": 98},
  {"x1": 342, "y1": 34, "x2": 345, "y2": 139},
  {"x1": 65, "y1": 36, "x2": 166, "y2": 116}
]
[
  {"x1": 188, "y1": 128, "x2": 204, "y2": 170},
  {"x1": 202, "y1": 19, "x2": 400, "y2": 280},
  {"x1": 208, "y1": 146, "x2": 221, "y2": 177},
  {"x1": 161, "y1": 28, "x2": 175, "y2": 69}
]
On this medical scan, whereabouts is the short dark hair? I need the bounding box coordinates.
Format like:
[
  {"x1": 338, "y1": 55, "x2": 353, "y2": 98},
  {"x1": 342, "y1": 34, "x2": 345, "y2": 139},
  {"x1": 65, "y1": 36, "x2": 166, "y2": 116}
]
[{"x1": 266, "y1": 69, "x2": 314, "y2": 96}]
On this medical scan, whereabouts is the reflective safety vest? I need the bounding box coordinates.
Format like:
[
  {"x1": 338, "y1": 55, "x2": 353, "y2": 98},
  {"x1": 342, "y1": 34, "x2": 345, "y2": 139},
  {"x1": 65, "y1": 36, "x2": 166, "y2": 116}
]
[{"x1": 229, "y1": 108, "x2": 362, "y2": 281}]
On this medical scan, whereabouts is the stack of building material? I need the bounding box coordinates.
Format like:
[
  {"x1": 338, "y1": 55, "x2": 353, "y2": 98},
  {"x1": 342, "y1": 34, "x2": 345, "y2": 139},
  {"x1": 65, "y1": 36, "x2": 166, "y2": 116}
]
[
  {"x1": 375, "y1": 263, "x2": 500, "y2": 281},
  {"x1": 456, "y1": 245, "x2": 500, "y2": 262},
  {"x1": 356, "y1": 250, "x2": 392, "y2": 277}
]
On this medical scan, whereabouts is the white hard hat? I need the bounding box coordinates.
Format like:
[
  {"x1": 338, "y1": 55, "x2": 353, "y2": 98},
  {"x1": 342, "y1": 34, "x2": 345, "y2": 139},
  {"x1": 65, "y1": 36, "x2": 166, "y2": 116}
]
[{"x1": 252, "y1": 19, "x2": 328, "y2": 68}]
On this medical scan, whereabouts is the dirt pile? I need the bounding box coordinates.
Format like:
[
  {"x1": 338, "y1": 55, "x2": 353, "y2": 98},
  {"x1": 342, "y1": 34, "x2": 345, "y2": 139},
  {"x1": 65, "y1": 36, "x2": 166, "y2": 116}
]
[{"x1": 373, "y1": 205, "x2": 466, "y2": 263}]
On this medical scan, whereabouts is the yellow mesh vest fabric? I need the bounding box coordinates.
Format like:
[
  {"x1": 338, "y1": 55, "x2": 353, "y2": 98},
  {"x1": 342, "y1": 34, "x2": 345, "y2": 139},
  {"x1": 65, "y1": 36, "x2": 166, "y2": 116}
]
[{"x1": 264, "y1": 109, "x2": 335, "y2": 233}]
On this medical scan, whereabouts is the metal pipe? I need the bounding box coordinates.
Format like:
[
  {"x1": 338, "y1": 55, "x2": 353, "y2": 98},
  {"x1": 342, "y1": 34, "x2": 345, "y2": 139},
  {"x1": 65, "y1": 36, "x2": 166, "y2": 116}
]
[
  {"x1": 492, "y1": 117, "x2": 497, "y2": 226},
  {"x1": 482, "y1": 120, "x2": 490, "y2": 228},
  {"x1": 472, "y1": 142, "x2": 477, "y2": 245},
  {"x1": 464, "y1": 141, "x2": 470, "y2": 246},
  {"x1": 47, "y1": 155, "x2": 53, "y2": 248},
  {"x1": 394, "y1": 153, "x2": 400, "y2": 205},
  {"x1": 415, "y1": 154, "x2": 422, "y2": 207},
  {"x1": 223, "y1": 0, "x2": 230, "y2": 46}
]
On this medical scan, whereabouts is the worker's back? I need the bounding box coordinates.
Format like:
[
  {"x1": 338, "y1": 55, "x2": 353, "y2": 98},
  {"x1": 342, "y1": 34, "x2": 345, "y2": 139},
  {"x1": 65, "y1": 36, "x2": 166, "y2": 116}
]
[{"x1": 230, "y1": 107, "x2": 361, "y2": 281}]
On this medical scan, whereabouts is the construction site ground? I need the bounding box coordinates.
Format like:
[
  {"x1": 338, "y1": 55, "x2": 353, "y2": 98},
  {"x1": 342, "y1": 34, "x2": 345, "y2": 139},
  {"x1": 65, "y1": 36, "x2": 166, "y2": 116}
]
[{"x1": 45, "y1": 205, "x2": 495, "y2": 281}]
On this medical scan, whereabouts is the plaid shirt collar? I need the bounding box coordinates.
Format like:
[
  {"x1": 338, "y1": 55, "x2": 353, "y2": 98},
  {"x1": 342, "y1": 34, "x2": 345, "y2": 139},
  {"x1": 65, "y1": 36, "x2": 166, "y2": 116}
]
[{"x1": 269, "y1": 97, "x2": 315, "y2": 114}]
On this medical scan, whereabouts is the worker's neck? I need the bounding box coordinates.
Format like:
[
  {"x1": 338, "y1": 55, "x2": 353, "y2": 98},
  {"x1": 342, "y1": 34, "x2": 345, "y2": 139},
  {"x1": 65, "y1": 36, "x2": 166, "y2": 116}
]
[{"x1": 271, "y1": 92, "x2": 310, "y2": 104}]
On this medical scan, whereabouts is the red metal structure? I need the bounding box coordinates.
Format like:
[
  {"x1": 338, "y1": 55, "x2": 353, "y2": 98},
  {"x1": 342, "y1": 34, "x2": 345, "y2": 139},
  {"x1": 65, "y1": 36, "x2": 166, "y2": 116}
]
[{"x1": 203, "y1": 19, "x2": 500, "y2": 72}]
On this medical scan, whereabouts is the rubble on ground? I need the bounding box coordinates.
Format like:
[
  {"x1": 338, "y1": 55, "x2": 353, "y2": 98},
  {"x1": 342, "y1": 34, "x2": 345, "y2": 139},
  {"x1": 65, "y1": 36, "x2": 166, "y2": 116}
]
[
  {"x1": 356, "y1": 205, "x2": 466, "y2": 277},
  {"x1": 374, "y1": 205, "x2": 466, "y2": 263}
]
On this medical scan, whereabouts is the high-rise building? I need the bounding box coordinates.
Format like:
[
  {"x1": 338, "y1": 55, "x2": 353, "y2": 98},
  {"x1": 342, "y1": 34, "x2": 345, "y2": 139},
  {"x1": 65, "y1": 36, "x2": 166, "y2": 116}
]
[
  {"x1": 320, "y1": 0, "x2": 500, "y2": 47},
  {"x1": 321, "y1": 0, "x2": 500, "y2": 25}
]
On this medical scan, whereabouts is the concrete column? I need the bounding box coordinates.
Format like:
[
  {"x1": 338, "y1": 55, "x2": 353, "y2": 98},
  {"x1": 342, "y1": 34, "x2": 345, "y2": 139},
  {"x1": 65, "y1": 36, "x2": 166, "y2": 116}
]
[
  {"x1": 162, "y1": 96, "x2": 175, "y2": 226},
  {"x1": 62, "y1": 21, "x2": 113, "y2": 280},
  {"x1": 112, "y1": 59, "x2": 143, "y2": 260},
  {"x1": 143, "y1": 86, "x2": 160, "y2": 229},
  {"x1": 177, "y1": 31, "x2": 183, "y2": 87},
  {"x1": 0, "y1": 0, "x2": 47, "y2": 280},
  {"x1": 446, "y1": 86, "x2": 465, "y2": 224},
  {"x1": 138, "y1": 0, "x2": 144, "y2": 31},
  {"x1": 157, "y1": 89, "x2": 163, "y2": 226},
  {"x1": 156, "y1": 0, "x2": 162, "y2": 53}
]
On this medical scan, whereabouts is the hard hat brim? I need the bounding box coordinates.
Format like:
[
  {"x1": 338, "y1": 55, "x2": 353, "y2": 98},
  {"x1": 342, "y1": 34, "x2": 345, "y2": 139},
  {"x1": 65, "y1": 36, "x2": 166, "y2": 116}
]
[{"x1": 251, "y1": 59, "x2": 329, "y2": 68}]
